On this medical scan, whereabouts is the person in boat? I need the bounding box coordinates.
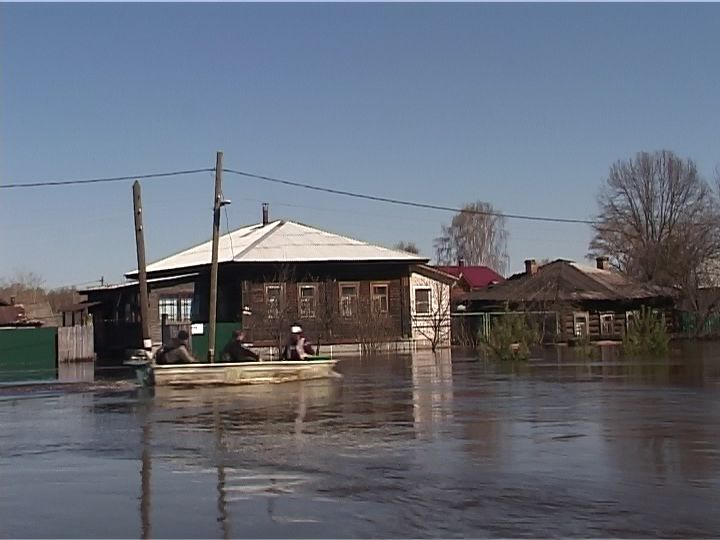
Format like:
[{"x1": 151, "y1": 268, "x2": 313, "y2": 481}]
[
  {"x1": 155, "y1": 330, "x2": 199, "y2": 365},
  {"x1": 281, "y1": 324, "x2": 315, "y2": 360},
  {"x1": 220, "y1": 329, "x2": 260, "y2": 363}
]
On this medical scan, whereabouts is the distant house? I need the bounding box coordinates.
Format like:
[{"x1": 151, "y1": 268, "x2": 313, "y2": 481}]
[
  {"x1": 460, "y1": 257, "x2": 675, "y2": 343},
  {"x1": 82, "y1": 214, "x2": 454, "y2": 357},
  {"x1": 0, "y1": 298, "x2": 56, "y2": 327},
  {"x1": 434, "y1": 262, "x2": 504, "y2": 300}
]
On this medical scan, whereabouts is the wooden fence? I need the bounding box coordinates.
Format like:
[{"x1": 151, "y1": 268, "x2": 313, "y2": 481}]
[{"x1": 58, "y1": 324, "x2": 95, "y2": 362}]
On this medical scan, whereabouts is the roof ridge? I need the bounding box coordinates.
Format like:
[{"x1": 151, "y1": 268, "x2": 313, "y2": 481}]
[{"x1": 232, "y1": 220, "x2": 286, "y2": 261}]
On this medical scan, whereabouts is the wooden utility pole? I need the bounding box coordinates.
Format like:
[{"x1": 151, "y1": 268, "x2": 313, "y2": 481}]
[
  {"x1": 133, "y1": 181, "x2": 152, "y2": 352},
  {"x1": 207, "y1": 151, "x2": 223, "y2": 363}
]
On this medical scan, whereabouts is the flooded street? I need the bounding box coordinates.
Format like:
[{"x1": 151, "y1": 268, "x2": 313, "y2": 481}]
[{"x1": 2, "y1": 344, "x2": 720, "y2": 538}]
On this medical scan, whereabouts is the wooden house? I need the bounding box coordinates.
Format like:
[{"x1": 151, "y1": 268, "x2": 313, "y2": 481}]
[
  {"x1": 82, "y1": 214, "x2": 454, "y2": 357},
  {"x1": 459, "y1": 257, "x2": 675, "y2": 343}
]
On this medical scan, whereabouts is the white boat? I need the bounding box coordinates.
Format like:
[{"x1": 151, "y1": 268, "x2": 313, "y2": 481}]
[{"x1": 132, "y1": 358, "x2": 341, "y2": 387}]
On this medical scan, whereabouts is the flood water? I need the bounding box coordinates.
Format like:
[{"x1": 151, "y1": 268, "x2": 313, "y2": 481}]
[{"x1": 2, "y1": 343, "x2": 720, "y2": 538}]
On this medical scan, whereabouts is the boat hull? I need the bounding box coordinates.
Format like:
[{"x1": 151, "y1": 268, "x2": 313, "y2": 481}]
[{"x1": 138, "y1": 360, "x2": 341, "y2": 387}]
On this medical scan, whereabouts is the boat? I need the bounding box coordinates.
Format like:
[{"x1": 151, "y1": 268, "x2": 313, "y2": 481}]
[{"x1": 131, "y1": 357, "x2": 342, "y2": 387}]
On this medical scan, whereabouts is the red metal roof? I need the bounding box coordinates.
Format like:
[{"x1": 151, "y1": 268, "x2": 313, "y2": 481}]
[{"x1": 435, "y1": 266, "x2": 505, "y2": 289}]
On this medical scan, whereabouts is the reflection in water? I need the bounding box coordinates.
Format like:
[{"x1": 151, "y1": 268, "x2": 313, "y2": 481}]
[
  {"x1": 3, "y1": 344, "x2": 720, "y2": 538},
  {"x1": 58, "y1": 361, "x2": 95, "y2": 383},
  {"x1": 140, "y1": 421, "x2": 151, "y2": 540},
  {"x1": 411, "y1": 351, "x2": 453, "y2": 440}
]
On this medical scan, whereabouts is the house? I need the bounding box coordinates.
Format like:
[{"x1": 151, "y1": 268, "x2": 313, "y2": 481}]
[
  {"x1": 459, "y1": 257, "x2": 675, "y2": 343},
  {"x1": 435, "y1": 262, "x2": 504, "y2": 301},
  {"x1": 82, "y1": 213, "x2": 455, "y2": 357},
  {"x1": 0, "y1": 297, "x2": 55, "y2": 327}
]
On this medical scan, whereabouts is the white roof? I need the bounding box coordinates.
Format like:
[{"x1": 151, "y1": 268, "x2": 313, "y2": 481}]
[{"x1": 128, "y1": 220, "x2": 426, "y2": 276}]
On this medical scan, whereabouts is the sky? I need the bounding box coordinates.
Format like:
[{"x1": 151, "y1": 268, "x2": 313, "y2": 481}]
[{"x1": 1, "y1": 3, "x2": 719, "y2": 288}]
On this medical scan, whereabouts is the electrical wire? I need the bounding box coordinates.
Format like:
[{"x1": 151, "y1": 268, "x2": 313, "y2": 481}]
[
  {"x1": 1, "y1": 168, "x2": 214, "y2": 189},
  {"x1": 222, "y1": 167, "x2": 596, "y2": 225}
]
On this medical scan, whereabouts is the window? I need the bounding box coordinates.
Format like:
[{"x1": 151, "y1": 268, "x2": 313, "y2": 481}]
[
  {"x1": 159, "y1": 297, "x2": 178, "y2": 321},
  {"x1": 573, "y1": 312, "x2": 589, "y2": 337},
  {"x1": 371, "y1": 283, "x2": 389, "y2": 314},
  {"x1": 339, "y1": 283, "x2": 359, "y2": 317},
  {"x1": 159, "y1": 296, "x2": 192, "y2": 322},
  {"x1": 265, "y1": 284, "x2": 283, "y2": 319},
  {"x1": 600, "y1": 313, "x2": 614, "y2": 336},
  {"x1": 298, "y1": 284, "x2": 317, "y2": 319},
  {"x1": 415, "y1": 288, "x2": 431, "y2": 314},
  {"x1": 180, "y1": 298, "x2": 193, "y2": 321}
]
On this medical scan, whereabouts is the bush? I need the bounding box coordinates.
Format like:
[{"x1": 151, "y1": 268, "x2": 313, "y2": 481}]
[
  {"x1": 479, "y1": 314, "x2": 539, "y2": 361},
  {"x1": 623, "y1": 306, "x2": 669, "y2": 357}
]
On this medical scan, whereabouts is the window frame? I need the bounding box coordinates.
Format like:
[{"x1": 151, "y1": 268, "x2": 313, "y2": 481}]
[
  {"x1": 159, "y1": 296, "x2": 179, "y2": 322},
  {"x1": 338, "y1": 282, "x2": 359, "y2": 318},
  {"x1": 371, "y1": 282, "x2": 390, "y2": 314},
  {"x1": 414, "y1": 287, "x2": 432, "y2": 315},
  {"x1": 298, "y1": 283, "x2": 318, "y2": 319},
  {"x1": 264, "y1": 283, "x2": 284, "y2": 319},
  {"x1": 573, "y1": 311, "x2": 590, "y2": 337},
  {"x1": 599, "y1": 312, "x2": 615, "y2": 336}
]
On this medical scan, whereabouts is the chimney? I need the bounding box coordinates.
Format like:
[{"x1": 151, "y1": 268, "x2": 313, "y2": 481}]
[
  {"x1": 596, "y1": 256, "x2": 610, "y2": 270},
  {"x1": 524, "y1": 259, "x2": 538, "y2": 276},
  {"x1": 262, "y1": 203, "x2": 269, "y2": 226},
  {"x1": 458, "y1": 258, "x2": 465, "y2": 268}
]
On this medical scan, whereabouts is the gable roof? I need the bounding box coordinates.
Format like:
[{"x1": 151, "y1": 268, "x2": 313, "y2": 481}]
[
  {"x1": 436, "y1": 265, "x2": 505, "y2": 289},
  {"x1": 127, "y1": 220, "x2": 427, "y2": 278},
  {"x1": 411, "y1": 265, "x2": 459, "y2": 285},
  {"x1": 465, "y1": 259, "x2": 673, "y2": 303}
]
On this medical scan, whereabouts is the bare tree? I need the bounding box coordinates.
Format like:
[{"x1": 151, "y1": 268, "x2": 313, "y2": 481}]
[
  {"x1": 590, "y1": 151, "x2": 720, "y2": 336},
  {"x1": 246, "y1": 264, "x2": 297, "y2": 358},
  {"x1": 394, "y1": 241, "x2": 420, "y2": 255},
  {"x1": 0, "y1": 270, "x2": 46, "y2": 304},
  {"x1": 355, "y1": 299, "x2": 392, "y2": 355},
  {"x1": 590, "y1": 151, "x2": 720, "y2": 286},
  {"x1": 434, "y1": 201, "x2": 509, "y2": 274},
  {"x1": 412, "y1": 279, "x2": 451, "y2": 352}
]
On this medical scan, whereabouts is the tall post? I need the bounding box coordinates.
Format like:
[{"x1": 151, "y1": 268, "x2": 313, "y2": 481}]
[
  {"x1": 133, "y1": 181, "x2": 152, "y2": 352},
  {"x1": 207, "y1": 151, "x2": 223, "y2": 363}
]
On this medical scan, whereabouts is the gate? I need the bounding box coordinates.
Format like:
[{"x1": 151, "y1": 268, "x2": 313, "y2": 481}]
[{"x1": 58, "y1": 323, "x2": 95, "y2": 362}]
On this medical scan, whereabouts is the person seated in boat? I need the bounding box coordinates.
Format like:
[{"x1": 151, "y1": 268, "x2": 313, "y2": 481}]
[
  {"x1": 281, "y1": 325, "x2": 315, "y2": 360},
  {"x1": 155, "y1": 330, "x2": 199, "y2": 365},
  {"x1": 220, "y1": 329, "x2": 260, "y2": 363}
]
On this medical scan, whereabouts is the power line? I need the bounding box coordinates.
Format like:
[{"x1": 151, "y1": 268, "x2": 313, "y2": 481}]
[
  {"x1": 0, "y1": 168, "x2": 214, "y2": 189},
  {"x1": 223, "y1": 168, "x2": 596, "y2": 226}
]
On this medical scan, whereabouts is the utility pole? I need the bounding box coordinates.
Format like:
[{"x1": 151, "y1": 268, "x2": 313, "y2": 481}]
[
  {"x1": 133, "y1": 181, "x2": 152, "y2": 353},
  {"x1": 207, "y1": 151, "x2": 223, "y2": 363}
]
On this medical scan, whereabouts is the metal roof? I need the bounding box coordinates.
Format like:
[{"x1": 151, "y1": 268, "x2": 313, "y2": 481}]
[{"x1": 128, "y1": 220, "x2": 427, "y2": 276}]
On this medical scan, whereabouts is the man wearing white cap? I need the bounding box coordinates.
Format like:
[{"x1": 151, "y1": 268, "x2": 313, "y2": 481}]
[{"x1": 281, "y1": 324, "x2": 315, "y2": 360}]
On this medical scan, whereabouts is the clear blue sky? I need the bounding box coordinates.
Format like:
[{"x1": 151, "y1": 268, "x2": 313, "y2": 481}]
[{"x1": 2, "y1": 3, "x2": 719, "y2": 288}]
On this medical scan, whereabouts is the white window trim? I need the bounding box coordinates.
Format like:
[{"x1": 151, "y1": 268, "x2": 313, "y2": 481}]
[
  {"x1": 573, "y1": 311, "x2": 590, "y2": 337},
  {"x1": 265, "y1": 283, "x2": 284, "y2": 319},
  {"x1": 599, "y1": 312, "x2": 615, "y2": 336},
  {"x1": 370, "y1": 282, "x2": 390, "y2": 314},
  {"x1": 413, "y1": 286, "x2": 432, "y2": 315},
  {"x1": 298, "y1": 283, "x2": 318, "y2": 319},
  {"x1": 338, "y1": 282, "x2": 360, "y2": 318}
]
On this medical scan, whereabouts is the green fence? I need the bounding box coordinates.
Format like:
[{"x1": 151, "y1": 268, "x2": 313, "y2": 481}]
[
  {"x1": 679, "y1": 313, "x2": 720, "y2": 336},
  {"x1": 0, "y1": 327, "x2": 57, "y2": 382},
  {"x1": 190, "y1": 322, "x2": 240, "y2": 361}
]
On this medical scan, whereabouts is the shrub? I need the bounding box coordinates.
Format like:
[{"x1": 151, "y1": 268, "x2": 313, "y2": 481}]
[
  {"x1": 623, "y1": 306, "x2": 669, "y2": 357},
  {"x1": 479, "y1": 314, "x2": 539, "y2": 361}
]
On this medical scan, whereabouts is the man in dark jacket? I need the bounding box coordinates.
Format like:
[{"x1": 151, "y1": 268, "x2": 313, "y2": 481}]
[
  {"x1": 156, "y1": 330, "x2": 198, "y2": 364},
  {"x1": 221, "y1": 329, "x2": 260, "y2": 363},
  {"x1": 281, "y1": 325, "x2": 315, "y2": 360}
]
